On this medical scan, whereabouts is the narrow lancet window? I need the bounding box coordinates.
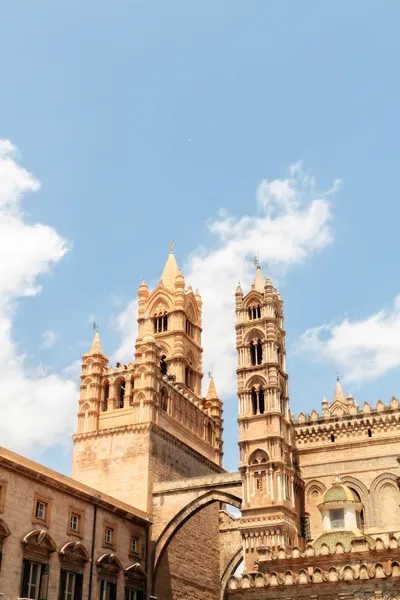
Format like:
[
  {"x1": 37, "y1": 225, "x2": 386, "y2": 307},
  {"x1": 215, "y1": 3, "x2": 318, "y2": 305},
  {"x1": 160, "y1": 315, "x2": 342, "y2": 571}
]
[
  {"x1": 250, "y1": 341, "x2": 256, "y2": 366},
  {"x1": 256, "y1": 340, "x2": 263, "y2": 365},
  {"x1": 119, "y1": 381, "x2": 125, "y2": 408},
  {"x1": 251, "y1": 388, "x2": 257, "y2": 414},
  {"x1": 259, "y1": 388, "x2": 265, "y2": 414}
]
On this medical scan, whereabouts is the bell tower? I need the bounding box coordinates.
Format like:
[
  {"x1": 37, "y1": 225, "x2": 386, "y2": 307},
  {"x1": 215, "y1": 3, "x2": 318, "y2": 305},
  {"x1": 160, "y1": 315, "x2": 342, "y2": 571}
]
[
  {"x1": 137, "y1": 241, "x2": 203, "y2": 396},
  {"x1": 236, "y1": 263, "x2": 300, "y2": 571}
]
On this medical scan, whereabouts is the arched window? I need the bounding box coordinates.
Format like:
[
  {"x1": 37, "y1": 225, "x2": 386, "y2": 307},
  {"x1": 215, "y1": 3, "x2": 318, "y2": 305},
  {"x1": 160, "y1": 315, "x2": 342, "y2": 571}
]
[
  {"x1": 185, "y1": 318, "x2": 194, "y2": 337},
  {"x1": 130, "y1": 376, "x2": 134, "y2": 406},
  {"x1": 153, "y1": 312, "x2": 168, "y2": 333},
  {"x1": 206, "y1": 422, "x2": 213, "y2": 444},
  {"x1": 161, "y1": 389, "x2": 168, "y2": 412},
  {"x1": 250, "y1": 341, "x2": 256, "y2": 366},
  {"x1": 257, "y1": 305, "x2": 261, "y2": 319},
  {"x1": 251, "y1": 388, "x2": 257, "y2": 415},
  {"x1": 256, "y1": 340, "x2": 263, "y2": 365},
  {"x1": 349, "y1": 488, "x2": 365, "y2": 529},
  {"x1": 160, "y1": 355, "x2": 167, "y2": 376},
  {"x1": 102, "y1": 382, "x2": 109, "y2": 412},
  {"x1": 118, "y1": 381, "x2": 125, "y2": 409},
  {"x1": 330, "y1": 433, "x2": 335, "y2": 442},
  {"x1": 259, "y1": 388, "x2": 265, "y2": 414}
]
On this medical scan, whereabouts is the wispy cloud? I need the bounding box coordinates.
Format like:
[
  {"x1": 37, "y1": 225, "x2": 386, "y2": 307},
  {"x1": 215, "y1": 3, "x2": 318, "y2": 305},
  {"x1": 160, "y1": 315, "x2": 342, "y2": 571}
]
[
  {"x1": 0, "y1": 140, "x2": 78, "y2": 455},
  {"x1": 296, "y1": 295, "x2": 400, "y2": 384},
  {"x1": 115, "y1": 164, "x2": 340, "y2": 396},
  {"x1": 41, "y1": 329, "x2": 58, "y2": 349}
]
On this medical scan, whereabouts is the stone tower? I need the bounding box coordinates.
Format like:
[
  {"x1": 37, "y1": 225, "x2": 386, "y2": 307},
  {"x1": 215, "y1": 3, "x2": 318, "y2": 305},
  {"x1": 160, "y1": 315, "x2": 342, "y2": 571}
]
[
  {"x1": 72, "y1": 246, "x2": 223, "y2": 513},
  {"x1": 235, "y1": 264, "x2": 300, "y2": 571}
]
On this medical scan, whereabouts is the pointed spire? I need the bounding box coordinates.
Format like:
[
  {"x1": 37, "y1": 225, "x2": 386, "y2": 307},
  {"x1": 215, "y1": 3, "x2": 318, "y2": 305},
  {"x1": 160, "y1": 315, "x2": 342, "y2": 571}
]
[
  {"x1": 333, "y1": 376, "x2": 346, "y2": 404},
  {"x1": 254, "y1": 265, "x2": 264, "y2": 292},
  {"x1": 89, "y1": 330, "x2": 103, "y2": 355},
  {"x1": 206, "y1": 377, "x2": 218, "y2": 400},
  {"x1": 161, "y1": 242, "x2": 180, "y2": 290}
]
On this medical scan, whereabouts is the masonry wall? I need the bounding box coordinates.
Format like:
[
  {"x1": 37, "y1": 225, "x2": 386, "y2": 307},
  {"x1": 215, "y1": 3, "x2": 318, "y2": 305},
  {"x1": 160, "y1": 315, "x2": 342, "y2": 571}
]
[
  {"x1": 72, "y1": 426, "x2": 151, "y2": 512},
  {"x1": 0, "y1": 465, "x2": 147, "y2": 600},
  {"x1": 149, "y1": 427, "x2": 222, "y2": 487},
  {"x1": 297, "y1": 425, "x2": 400, "y2": 540},
  {"x1": 154, "y1": 503, "x2": 221, "y2": 600}
]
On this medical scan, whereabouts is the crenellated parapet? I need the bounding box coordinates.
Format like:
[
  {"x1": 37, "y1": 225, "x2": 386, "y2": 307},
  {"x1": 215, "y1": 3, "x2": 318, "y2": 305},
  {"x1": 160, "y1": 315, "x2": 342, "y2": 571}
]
[
  {"x1": 293, "y1": 395, "x2": 400, "y2": 448},
  {"x1": 226, "y1": 535, "x2": 400, "y2": 597}
]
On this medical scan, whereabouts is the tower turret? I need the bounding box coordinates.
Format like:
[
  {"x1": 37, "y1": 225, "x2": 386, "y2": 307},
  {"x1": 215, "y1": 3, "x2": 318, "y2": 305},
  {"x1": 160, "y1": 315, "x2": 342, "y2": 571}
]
[
  {"x1": 236, "y1": 266, "x2": 300, "y2": 571},
  {"x1": 204, "y1": 377, "x2": 224, "y2": 466},
  {"x1": 77, "y1": 330, "x2": 108, "y2": 434}
]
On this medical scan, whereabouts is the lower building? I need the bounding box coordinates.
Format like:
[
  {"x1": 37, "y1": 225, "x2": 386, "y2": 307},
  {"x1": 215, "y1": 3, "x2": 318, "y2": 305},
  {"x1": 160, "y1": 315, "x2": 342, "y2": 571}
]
[{"x1": 0, "y1": 447, "x2": 150, "y2": 600}]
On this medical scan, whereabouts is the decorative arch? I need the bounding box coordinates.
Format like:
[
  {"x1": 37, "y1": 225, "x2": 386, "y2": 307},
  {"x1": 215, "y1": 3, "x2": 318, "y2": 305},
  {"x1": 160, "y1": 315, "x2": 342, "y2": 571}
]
[
  {"x1": 22, "y1": 529, "x2": 57, "y2": 553},
  {"x1": 125, "y1": 563, "x2": 147, "y2": 577},
  {"x1": 185, "y1": 298, "x2": 199, "y2": 323},
  {"x1": 304, "y1": 480, "x2": 326, "y2": 534},
  {"x1": 157, "y1": 342, "x2": 172, "y2": 359},
  {"x1": 245, "y1": 375, "x2": 267, "y2": 391},
  {"x1": 244, "y1": 328, "x2": 265, "y2": 345},
  {"x1": 340, "y1": 475, "x2": 370, "y2": 525},
  {"x1": 153, "y1": 489, "x2": 242, "y2": 580},
  {"x1": 59, "y1": 541, "x2": 90, "y2": 562},
  {"x1": 147, "y1": 292, "x2": 174, "y2": 316},
  {"x1": 0, "y1": 517, "x2": 11, "y2": 538},
  {"x1": 97, "y1": 553, "x2": 123, "y2": 571},
  {"x1": 220, "y1": 546, "x2": 243, "y2": 599},
  {"x1": 371, "y1": 473, "x2": 400, "y2": 527},
  {"x1": 243, "y1": 292, "x2": 263, "y2": 308},
  {"x1": 248, "y1": 449, "x2": 269, "y2": 465}
]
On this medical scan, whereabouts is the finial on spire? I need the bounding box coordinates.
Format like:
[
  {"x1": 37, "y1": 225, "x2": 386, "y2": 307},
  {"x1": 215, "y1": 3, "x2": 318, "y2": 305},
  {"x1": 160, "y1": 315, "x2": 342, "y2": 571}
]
[
  {"x1": 170, "y1": 240, "x2": 174, "y2": 253},
  {"x1": 253, "y1": 252, "x2": 260, "y2": 269},
  {"x1": 334, "y1": 472, "x2": 342, "y2": 483},
  {"x1": 337, "y1": 372, "x2": 340, "y2": 381},
  {"x1": 208, "y1": 364, "x2": 214, "y2": 379},
  {"x1": 93, "y1": 321, "x2": 99, "y2": 332}
]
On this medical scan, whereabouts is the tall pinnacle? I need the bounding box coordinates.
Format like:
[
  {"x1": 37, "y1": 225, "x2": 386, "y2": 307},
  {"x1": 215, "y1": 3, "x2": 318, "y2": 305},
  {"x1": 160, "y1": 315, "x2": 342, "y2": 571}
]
[
  {"x1": 333, "y1": 376, "x2": 346, "y2": 404},
  {"x1": 254, "y1": 265, "x2": 264, "y2": 292},
  {"x1": 160, "y1": 241, "x2": 180, "y2": 290},
  {"x1": 89, "y1": 330, "x2": 103, "y2": 355},
  {"x1": 206, "y1": 377, "x2": 218, "y2": 400}
]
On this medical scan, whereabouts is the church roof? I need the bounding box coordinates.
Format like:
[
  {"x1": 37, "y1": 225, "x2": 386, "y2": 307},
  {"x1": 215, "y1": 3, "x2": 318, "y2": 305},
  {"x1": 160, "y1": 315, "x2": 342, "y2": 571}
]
[{"x1": 160, "y1": 246, "x2": 180, "y2": 290}]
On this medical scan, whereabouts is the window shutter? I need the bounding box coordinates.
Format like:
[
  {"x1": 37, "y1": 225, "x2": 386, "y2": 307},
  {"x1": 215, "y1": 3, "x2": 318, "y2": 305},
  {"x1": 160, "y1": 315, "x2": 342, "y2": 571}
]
[
  {"x1": 21, "y1": 559, "x2": 31, "y2": 598},
  {"x1": 39, "y1": 563, "x2": 49, "y2": 600},
  {"x1": 124, "y1": 587, "x2": 130, "y2": 600},
  {"x1": 110, "y1": 582, "x2": 117, "y2": 600},
  {"x1": 75, "y1": 573, "x2": 83, "y2": 600},
  {"x1": 59, "y1": 569, "x2": 67, "y2": 600}
]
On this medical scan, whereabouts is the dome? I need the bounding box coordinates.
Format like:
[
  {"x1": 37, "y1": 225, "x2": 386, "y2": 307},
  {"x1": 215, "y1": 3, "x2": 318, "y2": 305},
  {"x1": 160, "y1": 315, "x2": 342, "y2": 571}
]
[
  {"x1": 320, "y1": 482, "x2": 359, "y2": 505},
  {"x1": 313, "y1": 530, "x2": 375, "y2": 553}
]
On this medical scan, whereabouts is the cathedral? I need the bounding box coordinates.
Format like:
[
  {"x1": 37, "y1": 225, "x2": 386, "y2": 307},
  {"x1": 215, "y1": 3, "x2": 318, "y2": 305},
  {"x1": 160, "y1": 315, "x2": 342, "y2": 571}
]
[{"x1": 1, "y1": 246, "x2": 400, "y2": 600}]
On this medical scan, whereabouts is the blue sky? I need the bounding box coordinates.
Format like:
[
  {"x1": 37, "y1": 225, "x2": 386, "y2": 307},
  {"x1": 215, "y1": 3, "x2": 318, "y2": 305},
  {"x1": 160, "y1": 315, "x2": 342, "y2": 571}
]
[{"x1": 1, "y1": 1, "x2": 400, "y2": 475}]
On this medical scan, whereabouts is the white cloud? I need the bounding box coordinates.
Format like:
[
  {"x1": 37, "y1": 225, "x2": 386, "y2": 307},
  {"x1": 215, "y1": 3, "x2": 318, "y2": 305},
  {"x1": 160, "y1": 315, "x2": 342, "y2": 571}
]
[
  {"x1": 296, "y1": 295, "x2": 400, "y2": 384},
  {"x1": 115, "y1": 164, "x2": 340, "y2": 397},
  {"x1": 0, "y1": 140, "x2": 79, "y2": 456},
  {"x1": 41, "y1": 329, "x2": 58, "y2": 349}
]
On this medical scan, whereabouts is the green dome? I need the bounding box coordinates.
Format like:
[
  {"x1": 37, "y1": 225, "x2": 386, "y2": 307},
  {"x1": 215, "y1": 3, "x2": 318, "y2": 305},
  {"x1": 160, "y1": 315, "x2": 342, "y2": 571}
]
[
  {"x1": 321, "y1": 483, "x2": 359, "y2": 504},
  {"x1": 313, "y1": 530, "x2": 375, "y2": 553}
]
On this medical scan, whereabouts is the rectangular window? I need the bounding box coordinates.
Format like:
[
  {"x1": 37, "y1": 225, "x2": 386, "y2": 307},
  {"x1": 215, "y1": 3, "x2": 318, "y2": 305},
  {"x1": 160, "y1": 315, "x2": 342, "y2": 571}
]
[
  {"x1": 130, "y1": 537, "x2": 138, "y2": 554},
  {"x1": 100, "y1": 580, "x2": 117, "y2": 600},
  {"x1": 125, "y1": 590, "x2": 144, "y2": 600},
  {"x1": 104, "y1": 526, "x2": 114, "y2": 545},
  {"x1": 35, "y1": 500, "x2": 47, "y2": 521},
  {"x1": 70, "y1": 513, "x2": 80, "y2": 532},
  {"x1": 330, "y1": 508, "x2": 345, "y2": 529},
  {"x1": 21, "y1": 559, "x2": 48, "y2": 600},
  {"x1": 59, "y1": 569, "x2": 83, "y2": 600}
]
